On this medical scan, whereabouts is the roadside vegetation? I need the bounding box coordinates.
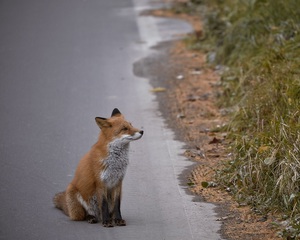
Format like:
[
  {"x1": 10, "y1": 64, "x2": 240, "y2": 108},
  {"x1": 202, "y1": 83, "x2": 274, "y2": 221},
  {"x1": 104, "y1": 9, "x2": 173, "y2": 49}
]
[{"x1": 172, "y1": 0, "x2": 300, "y2": 238}]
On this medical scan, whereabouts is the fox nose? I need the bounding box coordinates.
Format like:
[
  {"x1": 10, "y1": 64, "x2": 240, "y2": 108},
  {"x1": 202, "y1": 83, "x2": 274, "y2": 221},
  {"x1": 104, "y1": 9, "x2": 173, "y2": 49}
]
[{"x1": 139, "y1": 130, "x2": 144, "y2": 135}]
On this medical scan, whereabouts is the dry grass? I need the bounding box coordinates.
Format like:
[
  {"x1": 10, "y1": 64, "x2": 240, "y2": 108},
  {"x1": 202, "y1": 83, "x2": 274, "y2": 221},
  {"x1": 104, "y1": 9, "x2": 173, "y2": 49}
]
[{"x1": 170, "y1": 0, "x2": 300, "y2": 238}]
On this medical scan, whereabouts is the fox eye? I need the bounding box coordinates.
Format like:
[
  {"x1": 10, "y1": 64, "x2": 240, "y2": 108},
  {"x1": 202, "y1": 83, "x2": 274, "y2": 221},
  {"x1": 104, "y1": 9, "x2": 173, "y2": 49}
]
[{"x1": 122, "y1": 127, "x2": 128, "y2": 131}]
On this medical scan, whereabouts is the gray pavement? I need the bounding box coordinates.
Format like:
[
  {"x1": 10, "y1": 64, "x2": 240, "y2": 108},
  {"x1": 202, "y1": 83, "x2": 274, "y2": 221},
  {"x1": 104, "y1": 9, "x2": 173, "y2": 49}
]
[{"x1": 0, "y1": 0, "x2": 224, "y2": 239}]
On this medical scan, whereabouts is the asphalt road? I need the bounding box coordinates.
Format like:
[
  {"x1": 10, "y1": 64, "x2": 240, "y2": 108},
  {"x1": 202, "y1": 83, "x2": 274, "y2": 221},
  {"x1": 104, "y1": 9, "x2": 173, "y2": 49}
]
[{"x1": 0, "y1": 0, "x2": 223, "y2": 239}]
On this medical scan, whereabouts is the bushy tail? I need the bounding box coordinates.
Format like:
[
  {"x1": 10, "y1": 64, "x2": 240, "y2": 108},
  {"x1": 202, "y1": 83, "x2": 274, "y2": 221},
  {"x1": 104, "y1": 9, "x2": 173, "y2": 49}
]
[{"x1": 53, "y1": 191, "x2": 69, "y2": 216}]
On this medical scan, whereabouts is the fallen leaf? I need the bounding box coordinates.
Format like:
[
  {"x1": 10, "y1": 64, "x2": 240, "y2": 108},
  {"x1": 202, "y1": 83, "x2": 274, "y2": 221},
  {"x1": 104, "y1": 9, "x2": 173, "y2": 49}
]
[
  {"x1": 176, "y1": 74, "x2": 184, "y2": 80},
  {"x1": 151, "y1": 87, "x2": 166, "y2": 92},
  {"x1": 258, "y1": 145, "x2": 269, "y2": 153}
]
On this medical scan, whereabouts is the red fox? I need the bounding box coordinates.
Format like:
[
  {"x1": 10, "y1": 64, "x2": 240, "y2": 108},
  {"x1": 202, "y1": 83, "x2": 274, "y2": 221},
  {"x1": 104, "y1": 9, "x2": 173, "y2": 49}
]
[{"x1": 53, "y1": 108, "x2": 143, "y2": 227}]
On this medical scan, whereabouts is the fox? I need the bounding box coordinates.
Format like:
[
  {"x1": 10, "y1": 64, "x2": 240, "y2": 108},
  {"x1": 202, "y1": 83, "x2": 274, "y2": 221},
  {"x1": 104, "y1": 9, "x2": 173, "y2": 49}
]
[{"x1": 53, "y1": 108, "x2": 143, "y2": 227}]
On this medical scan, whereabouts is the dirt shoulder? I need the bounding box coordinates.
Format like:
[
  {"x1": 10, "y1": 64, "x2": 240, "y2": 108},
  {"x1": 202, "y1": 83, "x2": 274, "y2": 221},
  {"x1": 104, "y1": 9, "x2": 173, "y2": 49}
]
[{"x1": 146, "y1": 8, "x2": 281, "y2": 240}]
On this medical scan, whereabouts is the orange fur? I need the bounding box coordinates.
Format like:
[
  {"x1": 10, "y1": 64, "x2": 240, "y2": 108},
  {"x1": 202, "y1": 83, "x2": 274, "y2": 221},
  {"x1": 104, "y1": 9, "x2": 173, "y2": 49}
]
[{"x1": 53, "y1": 108, "x2": 143, "y2": 227}]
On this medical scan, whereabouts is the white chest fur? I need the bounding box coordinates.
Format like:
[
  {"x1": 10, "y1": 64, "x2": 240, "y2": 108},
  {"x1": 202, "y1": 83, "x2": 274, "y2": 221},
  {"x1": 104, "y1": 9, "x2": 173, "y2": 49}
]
[{"x1": 100, "y1": 139, "x2": 129, "y2": 189}]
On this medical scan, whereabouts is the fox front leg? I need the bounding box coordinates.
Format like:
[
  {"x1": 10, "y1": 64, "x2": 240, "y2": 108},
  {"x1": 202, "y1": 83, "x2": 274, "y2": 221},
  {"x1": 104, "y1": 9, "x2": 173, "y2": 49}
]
[
  {"x1": 113, "y1": 195, "x2": 126, "y2": 226},
  {"x1": 101, "y1": 196, "x2": 113, "y2": 227},
  {"x1": 112, "y1": 185, "x2": 126, "y2": 226}
]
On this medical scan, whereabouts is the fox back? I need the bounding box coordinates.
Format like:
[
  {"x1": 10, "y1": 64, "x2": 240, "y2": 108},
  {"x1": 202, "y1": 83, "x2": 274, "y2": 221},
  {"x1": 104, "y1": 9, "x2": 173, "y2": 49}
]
[{"x1": 53, "y1": 108, "x2": 143, "y2": 227}]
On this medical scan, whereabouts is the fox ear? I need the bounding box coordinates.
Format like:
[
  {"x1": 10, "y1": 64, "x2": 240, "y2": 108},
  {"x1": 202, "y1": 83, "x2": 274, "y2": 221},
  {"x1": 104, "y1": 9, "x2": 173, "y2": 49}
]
[
  {"x1": 111, "y1": 108, "x2": 121, "y2": 117},
  {"x1": 95, "y1": 117, "x2": 111, "y2": 128}
]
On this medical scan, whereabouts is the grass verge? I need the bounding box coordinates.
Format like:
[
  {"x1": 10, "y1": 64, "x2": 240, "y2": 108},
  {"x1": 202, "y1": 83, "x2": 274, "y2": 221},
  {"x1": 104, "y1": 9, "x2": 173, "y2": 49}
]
[{"x1": 172, "y1": 0, "x2": 300, "y2": 238}]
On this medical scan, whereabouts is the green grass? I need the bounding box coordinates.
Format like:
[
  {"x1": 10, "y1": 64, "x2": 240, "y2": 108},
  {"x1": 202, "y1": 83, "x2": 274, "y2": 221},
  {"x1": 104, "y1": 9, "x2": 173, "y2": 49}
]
[{"x1": 173, "y1": 0, "x2": 300, "y2": 238}]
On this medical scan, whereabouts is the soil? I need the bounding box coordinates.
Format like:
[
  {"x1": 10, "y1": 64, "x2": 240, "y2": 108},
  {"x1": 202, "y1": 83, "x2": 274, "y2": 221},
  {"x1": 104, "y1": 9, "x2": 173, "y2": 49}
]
[{"x1": 145, "y1": 5, "x2": 282, "y2": 240}]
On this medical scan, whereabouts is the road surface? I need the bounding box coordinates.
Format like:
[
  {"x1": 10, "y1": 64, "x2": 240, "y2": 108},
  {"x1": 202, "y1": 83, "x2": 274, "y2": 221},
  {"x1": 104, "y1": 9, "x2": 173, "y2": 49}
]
[{"x1": 0, "y1": 0, "x2": 223, "y2": 239}]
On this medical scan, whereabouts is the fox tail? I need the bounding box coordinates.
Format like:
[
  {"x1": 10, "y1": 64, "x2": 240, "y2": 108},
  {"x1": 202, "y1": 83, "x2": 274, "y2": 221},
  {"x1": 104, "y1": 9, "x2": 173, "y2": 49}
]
[{"x1": 53, "y1": 191, "x2": 69, "y2": 216}]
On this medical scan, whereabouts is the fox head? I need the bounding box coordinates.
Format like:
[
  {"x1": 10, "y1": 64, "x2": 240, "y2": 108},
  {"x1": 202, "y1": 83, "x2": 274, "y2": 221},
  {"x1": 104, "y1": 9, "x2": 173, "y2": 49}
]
[{"x1": 95, "y1": 108, "x2": 143, "y2": 145}]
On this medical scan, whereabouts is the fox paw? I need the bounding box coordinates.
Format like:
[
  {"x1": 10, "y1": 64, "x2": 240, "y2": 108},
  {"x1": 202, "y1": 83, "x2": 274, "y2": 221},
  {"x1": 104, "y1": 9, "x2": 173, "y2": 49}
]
[
  {"x1": 102, "y1": 220, "x2": 114, "y2": 228},
  {"x1": 86, "y1": 215, "x2": 98, "y2": 224},
  {"x1": 115, "y1": 219, "x2": 126, "y2": 226}
]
